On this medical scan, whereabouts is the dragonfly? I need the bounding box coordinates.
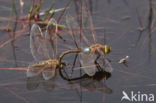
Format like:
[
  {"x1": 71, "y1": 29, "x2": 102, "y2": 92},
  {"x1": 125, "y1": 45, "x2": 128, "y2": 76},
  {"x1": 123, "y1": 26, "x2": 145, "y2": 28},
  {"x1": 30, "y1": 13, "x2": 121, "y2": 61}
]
[
  {"x1": 63, "y1": 9, "x2": 113, "y2": 77},
  {"x1": 79, "y1": 43, "x2": 113, "y2": 76},
  {"x1": 26, "y1": 18, "x2": 65, "y2": 81},
  {"x1": 60, "y1": 43, "x2": 113, "y2": 77}
]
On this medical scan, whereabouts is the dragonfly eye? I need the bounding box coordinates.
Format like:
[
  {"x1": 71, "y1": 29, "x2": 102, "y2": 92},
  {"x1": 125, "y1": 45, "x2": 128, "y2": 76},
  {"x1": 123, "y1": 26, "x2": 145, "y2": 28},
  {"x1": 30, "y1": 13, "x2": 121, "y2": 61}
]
[
  {"x1": 102, "y1": 45, "x2": 111, "y2": 54},
  {"x1": 83, "y1": 48, "x2": 91, "y2": 54}
]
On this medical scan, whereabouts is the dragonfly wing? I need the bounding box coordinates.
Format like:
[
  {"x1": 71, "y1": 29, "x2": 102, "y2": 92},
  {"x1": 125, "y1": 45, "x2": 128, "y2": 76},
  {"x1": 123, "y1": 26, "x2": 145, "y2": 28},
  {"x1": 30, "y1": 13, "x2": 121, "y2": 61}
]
[
  {"x1": 30, "y1": 24, "x2": 50, "y2": 61},
  {"x1": 66, "y1": 15, "x2": 90, "y2": 47},
  {"x1": 42, "y1": 79, "x2": 55, "y2": 91},
  {"x1": 80, "y1": 78, "x2": 112, "y2": 93},
  {"x1": 26, "y1": 64, "x2": 45, "y2": 77},
  {"x1": 97, "y1": 56, "x2": 113, "y2": 73},
  {"x1": 26, "y1": 74, "x2": 42, "y2": 90},
  {"x1": 27, "y1": 68, "x2": 37, "y2": 77},
  {"x1": 45, "y1": 18, "x2": 57, "y2": 38},
  {"x1": 97, "y1": 49, "x2": 113, "y2": 72},
  {"x1": 45, "y1": 18, "x2": 58, "y2": 59},
  {"x1": 79, "y1": 53, "x2": 97, "y2": 76},
  {"x1": 104, "y1": 58, "x2": 113, "y2": 72},
  {"x1": 42, "y1": 67, "x2": 56, "y2": 80}
]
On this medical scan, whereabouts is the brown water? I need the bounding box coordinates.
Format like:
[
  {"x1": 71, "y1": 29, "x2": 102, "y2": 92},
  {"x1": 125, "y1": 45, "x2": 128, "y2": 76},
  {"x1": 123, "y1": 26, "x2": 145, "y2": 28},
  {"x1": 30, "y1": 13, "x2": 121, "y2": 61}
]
[{"x1": 0, "y1": 0, "x2": 156, "y2": 103}]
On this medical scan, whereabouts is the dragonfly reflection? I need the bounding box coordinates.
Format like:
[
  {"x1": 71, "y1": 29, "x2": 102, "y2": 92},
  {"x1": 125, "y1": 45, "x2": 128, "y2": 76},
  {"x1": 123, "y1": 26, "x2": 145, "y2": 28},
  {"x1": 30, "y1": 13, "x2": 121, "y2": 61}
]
[
  {"x1": 60, "y1": 70, "x2": 112, "y2": 94},
  {"x1": 27, "y1": 67, "x2": 112, "y2": 93},
  {"x1": 79, "y1": 71, "x2": 112, "y2": 94},
  {"x1": 26, "y1": 73, "x2": 56, "y2": 91}
]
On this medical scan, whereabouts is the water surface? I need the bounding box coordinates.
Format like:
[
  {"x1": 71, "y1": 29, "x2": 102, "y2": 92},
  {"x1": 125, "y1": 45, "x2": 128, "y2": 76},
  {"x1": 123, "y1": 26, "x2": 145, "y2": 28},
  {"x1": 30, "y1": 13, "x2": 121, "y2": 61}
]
[{"x1": 0, "y1": 0, "x2": 156, "y2": 103}]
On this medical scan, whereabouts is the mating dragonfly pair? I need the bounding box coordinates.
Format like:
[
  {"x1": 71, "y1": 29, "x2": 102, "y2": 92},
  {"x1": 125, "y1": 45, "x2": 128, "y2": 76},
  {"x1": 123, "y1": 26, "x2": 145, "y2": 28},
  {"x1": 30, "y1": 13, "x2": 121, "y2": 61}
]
[{"x1": 26, "y1": 17, "x2": 113, "y2": 81}]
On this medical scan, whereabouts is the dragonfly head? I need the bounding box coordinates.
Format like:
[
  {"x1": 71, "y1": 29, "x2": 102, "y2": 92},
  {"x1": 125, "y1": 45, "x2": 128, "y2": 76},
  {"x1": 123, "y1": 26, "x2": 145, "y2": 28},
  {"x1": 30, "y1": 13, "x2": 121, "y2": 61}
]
[{"x1": 102, "y1": 45, "x2": 111, "y2": 54}]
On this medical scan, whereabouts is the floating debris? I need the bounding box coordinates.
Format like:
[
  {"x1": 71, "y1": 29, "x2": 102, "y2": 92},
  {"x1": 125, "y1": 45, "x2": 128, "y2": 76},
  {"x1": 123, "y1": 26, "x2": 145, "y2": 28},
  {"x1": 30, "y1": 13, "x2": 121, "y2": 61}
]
[{"x1": 118, "y1": 56, "x2": 129, "y2": 64}]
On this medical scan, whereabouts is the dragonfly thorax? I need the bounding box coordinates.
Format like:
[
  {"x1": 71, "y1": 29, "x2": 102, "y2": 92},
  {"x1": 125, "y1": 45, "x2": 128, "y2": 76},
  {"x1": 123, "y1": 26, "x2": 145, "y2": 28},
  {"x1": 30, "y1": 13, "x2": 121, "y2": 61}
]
[
  {"x1": 83, "y1": 44, "x2": 111, "y2": 54},
  {"x1": 46, "y1": 59, "x2": 60, "y2": 66},
  {"x1": 83, "y1": 47, "x2": 91, "y2": 54}
]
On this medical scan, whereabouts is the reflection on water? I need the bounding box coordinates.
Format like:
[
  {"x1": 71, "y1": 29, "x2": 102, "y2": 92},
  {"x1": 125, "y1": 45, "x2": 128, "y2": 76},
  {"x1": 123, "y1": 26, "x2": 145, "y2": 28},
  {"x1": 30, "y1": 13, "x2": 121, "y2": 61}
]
[
  {"x1": 68, "y1": 71, "x2": 112, "y2": 94},
  {"x1": 27, "y1": 74, "x2": 56, "y2": 91},
  {"x1": 27, "y1": 69, "x2": 112, "y2": 94},
  {"x1": 0, "y1": 0, "x2": 156, "y2": 103}
]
